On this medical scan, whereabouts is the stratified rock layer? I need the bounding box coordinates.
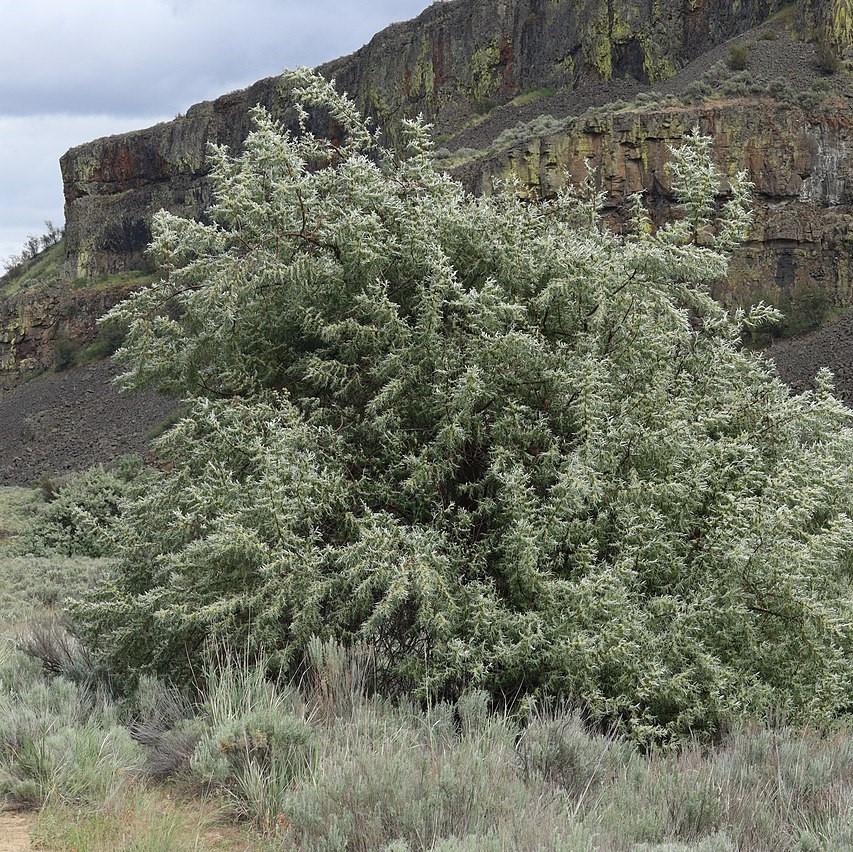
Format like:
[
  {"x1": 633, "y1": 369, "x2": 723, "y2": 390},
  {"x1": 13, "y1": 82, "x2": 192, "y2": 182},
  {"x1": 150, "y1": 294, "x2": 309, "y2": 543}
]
[
  {"x1": 0, "y1": 280, "x2": 140, "y2": 394},
  {"x1": 461, "y1": 98, "x2": 853, "y2": 333},
  {"x1": 61, "y1": 0, "x2": 796, "y2": 279}
]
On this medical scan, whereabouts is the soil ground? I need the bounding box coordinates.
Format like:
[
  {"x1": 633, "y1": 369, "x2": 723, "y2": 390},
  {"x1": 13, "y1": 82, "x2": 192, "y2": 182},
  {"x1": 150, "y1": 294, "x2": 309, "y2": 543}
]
[
  {"x1": 0, "y1": 359, "x2": 177, "y2": 486},
  {"x1": 769, "y1": 310, "x2": 853, "y2": 405},
  {"x1": 0, "y1": 814, "x2": 33, "y2": 852}
]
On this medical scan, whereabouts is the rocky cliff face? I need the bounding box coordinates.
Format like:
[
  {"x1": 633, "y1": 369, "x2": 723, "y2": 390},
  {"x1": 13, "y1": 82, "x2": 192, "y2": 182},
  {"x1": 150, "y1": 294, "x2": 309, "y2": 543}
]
[
  {"x1": 460, "y1": 97, "x2": 853, "y2": 335},
  {"x1": 61, "y1": 0, "x2": 804, "y2": 280},
  {"x1": 0, "y1": 280, "x2": 141, "y2": 393},
  {"x1": 47, "y1": 0, "x2": 853, "y2": 344}
]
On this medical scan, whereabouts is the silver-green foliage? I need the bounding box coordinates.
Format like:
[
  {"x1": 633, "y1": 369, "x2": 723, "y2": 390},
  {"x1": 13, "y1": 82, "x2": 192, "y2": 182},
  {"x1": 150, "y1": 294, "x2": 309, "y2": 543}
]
[
  {"x1": 25, "y1": 456, "x2": 154, "y2": 558},
  {"x1": 73, "y1": 69, "x2": 853, "y2": 741}
]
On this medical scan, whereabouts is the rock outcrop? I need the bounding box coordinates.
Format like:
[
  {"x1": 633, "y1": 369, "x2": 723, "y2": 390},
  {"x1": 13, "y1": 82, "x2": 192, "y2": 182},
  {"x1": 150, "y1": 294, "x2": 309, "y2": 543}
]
[
  {"x1": 0, "y1": 279, "x2": 142, "y2": 393},
  {"x1": 61, "y1": 0, "x2": 810, "y2": 280},
  {"x1": 461, "y1": 98, "x2": 853, "y2": 334}
]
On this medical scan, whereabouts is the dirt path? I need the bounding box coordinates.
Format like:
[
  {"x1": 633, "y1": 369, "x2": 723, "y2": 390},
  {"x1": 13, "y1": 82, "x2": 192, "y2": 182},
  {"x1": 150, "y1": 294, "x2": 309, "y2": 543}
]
[{"x1": 0, "y1": 813, "x2": 33, "y2": 852}]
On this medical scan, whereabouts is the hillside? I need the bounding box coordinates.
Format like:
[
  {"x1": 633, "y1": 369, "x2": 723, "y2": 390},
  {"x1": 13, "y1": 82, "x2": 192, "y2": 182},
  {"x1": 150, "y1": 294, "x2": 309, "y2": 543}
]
[
  {"x1": 0, "y1": 359, "x2": 176, "y2": 485},
  {"x1": 4, "y1": 11, "x2": 853, "y2": 849},
  {"x1": 1, "y1": 0, "x2": 852, "y2": 481}
]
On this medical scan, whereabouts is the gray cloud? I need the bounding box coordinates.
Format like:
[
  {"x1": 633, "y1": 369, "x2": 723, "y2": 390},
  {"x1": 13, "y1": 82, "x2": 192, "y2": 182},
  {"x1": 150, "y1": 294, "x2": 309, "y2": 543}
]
[
  {"x1": 0, "y1": 0, "x2": 429, "y2": 117},
  {"x1": 0, "y1": 0, "x2": 429, "y2": 262}
]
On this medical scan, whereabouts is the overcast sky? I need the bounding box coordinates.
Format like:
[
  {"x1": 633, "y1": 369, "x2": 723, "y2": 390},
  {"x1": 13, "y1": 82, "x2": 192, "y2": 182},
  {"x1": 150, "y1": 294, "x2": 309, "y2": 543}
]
[{"x1": 0, "y1": 0, "x2": 429, "y2": 263}]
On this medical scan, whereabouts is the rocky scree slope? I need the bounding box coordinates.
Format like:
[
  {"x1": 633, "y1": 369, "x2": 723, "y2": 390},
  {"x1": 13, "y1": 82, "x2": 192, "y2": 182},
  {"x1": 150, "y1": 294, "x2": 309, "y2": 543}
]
[{"x1": 0, "y1": 359, "x2": 176, "y2": 486}]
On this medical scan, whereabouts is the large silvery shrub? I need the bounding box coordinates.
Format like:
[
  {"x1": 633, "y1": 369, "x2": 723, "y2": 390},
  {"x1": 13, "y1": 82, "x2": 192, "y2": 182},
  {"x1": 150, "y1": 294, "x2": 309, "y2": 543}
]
[{"x1": 73, "y1": 69, "x2": 853, "y2": 741}]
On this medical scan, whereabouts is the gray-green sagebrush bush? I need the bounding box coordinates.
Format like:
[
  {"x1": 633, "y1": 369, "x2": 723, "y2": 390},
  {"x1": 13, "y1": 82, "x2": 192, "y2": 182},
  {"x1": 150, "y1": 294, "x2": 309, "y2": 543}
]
[{"x1": 72, "y1": 69, "x2": 853, "y2": 741}]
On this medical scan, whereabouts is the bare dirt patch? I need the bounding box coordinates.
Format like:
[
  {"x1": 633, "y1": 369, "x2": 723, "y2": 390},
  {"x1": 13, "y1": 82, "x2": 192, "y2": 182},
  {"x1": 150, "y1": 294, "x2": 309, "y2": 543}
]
[{"x1": 0, "y1": 813, "x2": 33, "y2": 852}]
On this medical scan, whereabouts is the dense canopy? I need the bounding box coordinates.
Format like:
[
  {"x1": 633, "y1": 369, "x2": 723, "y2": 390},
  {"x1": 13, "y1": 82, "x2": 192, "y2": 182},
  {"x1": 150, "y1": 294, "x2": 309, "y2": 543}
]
[{"x1": 70, "y1": 69, "x2": 853, "y2": 742}]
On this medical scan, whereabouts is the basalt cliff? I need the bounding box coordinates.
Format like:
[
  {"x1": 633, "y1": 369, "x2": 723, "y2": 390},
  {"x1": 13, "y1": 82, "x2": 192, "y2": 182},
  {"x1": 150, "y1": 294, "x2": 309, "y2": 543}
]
[{"x1": 4, "y1": 0, "x2": 853, "y2": 395}]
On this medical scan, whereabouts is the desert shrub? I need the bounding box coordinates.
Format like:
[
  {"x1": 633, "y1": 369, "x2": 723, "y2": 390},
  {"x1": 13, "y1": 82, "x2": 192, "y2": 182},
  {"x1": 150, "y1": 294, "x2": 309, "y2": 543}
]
[
  {"x1": 0, "y1": 648, "x2": 142, "y2": 807},
  {"x1": 181, "y1": 658, "x2": 314, "y2": 829},
  {"x1": 727, "y1": 46, "x2": 749, "y2": 71},
  {"x1": 25, "y1": 456, "x2": 154, "y2": 557},
  {"x1": 129, "y1": 675, "x2": 200, "y2": 779},
  {"x1": 517, "y1": 707, "x2": 635, "y2": 801},
  {"x1": 721, "y1": 71, "x2": 752, "y2": 97},
  {"x1": 70, "y1": 70, "x2": 853, "y2": 743},
  {"x1": 81, "y1": 318, "x2": 128, "y2": 361},
  {"x1": 490, "y1": 114, "x2": 566, "y2": 152},
  {"x1": 768, "y1": 77, "x2": 788, "y2": 99},
  {"x1": 797, "y1": 89, "x2": 826, "y2": 109},
  {"x1": 53, "y1": 335, "x2": 79, "y2": 371},
  {"x1": 685, "y1": 80, "x2": 712, "y2": 100},
  {"x1": 634, "y1": 837, "x2": 735, "y2": 852},
  {"x1": 17, "y1": 616, "x2": 98, "y2": 684},
  {"x1": 36, "y1": 475, "x2": 62, "y2": 502},
  {"x1": 280, "y1": 693, "x2": 587, "y2": 851}
]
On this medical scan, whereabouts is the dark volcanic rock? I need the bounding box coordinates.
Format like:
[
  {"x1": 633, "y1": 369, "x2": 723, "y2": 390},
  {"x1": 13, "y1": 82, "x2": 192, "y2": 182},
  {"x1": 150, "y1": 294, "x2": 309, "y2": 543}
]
[
  {"x1": 0, "y1": 360, "x2": 177, "y2": 485},
  {"x1": 0, "y1": 277, "x2": 147, "y2": 394}
]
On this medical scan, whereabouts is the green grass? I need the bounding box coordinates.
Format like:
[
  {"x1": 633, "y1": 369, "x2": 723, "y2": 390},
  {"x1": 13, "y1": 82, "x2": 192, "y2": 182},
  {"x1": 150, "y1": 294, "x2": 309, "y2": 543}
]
[
  {"x1": 0, "y1": 486, "x2": 111, "y2": 626},
  {"x1": 31, "y1": 790, "x2": 255, "y2": 852},
  {"x1": 509, "y1": 86, "x2": 556, "y2": 107},
  {"x1": 0, "y1": 487, "x2": 41, "y2": 544},
  {"x1": 770, "y1": 1, "x2": 800, "y2": 27},
  {"x1": 71, "y1": 270, "x2": 157, "y2": 292},
  {"x1": 0, "y1": 242, "x2": 155, "y2": 301},
  {"x1": 0, "y1": 240, "x2": 65, "y2": 296},
  {"x1": 0, "y1": 554, "x2": 109, "y2": 626}
]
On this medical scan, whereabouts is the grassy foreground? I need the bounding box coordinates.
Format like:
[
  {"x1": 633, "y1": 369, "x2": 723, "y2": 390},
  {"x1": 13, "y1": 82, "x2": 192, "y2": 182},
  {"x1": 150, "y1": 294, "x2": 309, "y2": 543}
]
[{"x1": 1, "y1": 486, "x2": 853, "y2": 851}]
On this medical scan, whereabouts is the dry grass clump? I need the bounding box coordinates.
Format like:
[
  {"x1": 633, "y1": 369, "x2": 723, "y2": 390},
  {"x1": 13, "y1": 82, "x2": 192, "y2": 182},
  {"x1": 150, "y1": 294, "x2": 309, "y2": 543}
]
[
  {"x1": 145, "y1": 644, "x2": 851, "y2": 852},
  {"x1": 3, "y1": 630, "x2": 853, "y2": 850},
  {"x1": 31, "y1": 789, "x2": 256, "y2": 852}
]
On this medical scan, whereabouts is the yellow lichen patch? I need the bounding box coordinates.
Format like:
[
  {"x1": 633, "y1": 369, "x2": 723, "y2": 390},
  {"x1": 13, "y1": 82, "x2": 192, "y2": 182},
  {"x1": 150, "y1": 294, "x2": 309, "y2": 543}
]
[
  {"x1": 469, "y1": 43, "x2": 502, "y2": 103},
  {"x1": 409, "y1": 39, "x2": 436, "y2": 101},
  {"x1": 831, "y1": 0, "x2": 853, "y2": 47}
]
